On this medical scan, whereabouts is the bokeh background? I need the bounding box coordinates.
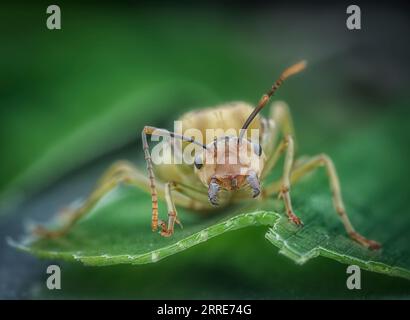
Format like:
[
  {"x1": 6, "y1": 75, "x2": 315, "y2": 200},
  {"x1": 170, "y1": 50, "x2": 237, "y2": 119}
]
[{"x1": 1, "y1": 0, "x2": 410, "y2": 299}]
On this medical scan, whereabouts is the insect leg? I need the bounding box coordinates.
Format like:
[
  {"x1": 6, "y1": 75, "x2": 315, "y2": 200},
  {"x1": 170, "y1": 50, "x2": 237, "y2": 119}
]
[
  {"x1": 142, "y1": 126, "x2": 208, "y2": 231},
  {"x1": 33, "y1": 161, "x2": 143, "y2": 238},
  {"x1": 278, "y1": 135, "x2": 302, "y2": 225},
  {"x1": 171, "y1": 182, "x2": 212, "y2": 208},
  {"x1": 142, "y1": 128, "x2": 160, "y2": 231},
  {"x1": 33, "y1": 161, "x2": 193, "y2": 238},
  {"x1": 264, "y1": 154, "x2": 381, "y2": 250},
  {"x1": 261, "y1": 101, "x2": 296, "y2": 179},
  {"x1": 261, "y1": 134, "x2": 302, "y2": 224},
  {"x1": 160, "y1": 180, "x2": 220, "y2": 237},
  {"x1": 240, "y1": 61, "x2": 306, "y2": 138},
  {"x1": 159, "y1": 182, "x2": 182, "y2": 237}
]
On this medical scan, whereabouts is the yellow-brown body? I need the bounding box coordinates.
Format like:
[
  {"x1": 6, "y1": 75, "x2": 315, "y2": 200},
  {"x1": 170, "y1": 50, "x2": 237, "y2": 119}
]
[
  {"x1": 35, "y1": 60, "x2": 381, "y2": 249},
  {"x1": 153, "y1": 102, "x2": 274, "y2": 208}
]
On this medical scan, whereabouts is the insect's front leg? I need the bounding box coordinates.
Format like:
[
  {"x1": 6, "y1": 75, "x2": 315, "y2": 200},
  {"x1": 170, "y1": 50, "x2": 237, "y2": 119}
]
[
  {"x1": 263, "y1": 154, "x2": 381, "y2": 250},
  {"x1": 261, "y1": 134, "x2": 302, "y2": 225},
  {"x1": 160, "y1": 180, "x2": 216, "y2": 237},
  {"x1": 160, "y1": 182, "x2": 182, "y2": 237}
]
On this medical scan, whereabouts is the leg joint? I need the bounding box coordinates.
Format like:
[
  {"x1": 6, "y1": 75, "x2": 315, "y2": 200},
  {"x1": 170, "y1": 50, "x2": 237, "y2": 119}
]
[{"x1": 318, "y1": 153, "x2": 331, "y2": 165}]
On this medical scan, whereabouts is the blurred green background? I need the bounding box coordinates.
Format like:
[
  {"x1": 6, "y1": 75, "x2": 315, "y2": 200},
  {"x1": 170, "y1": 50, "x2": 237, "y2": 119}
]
[{"x1": 1, "y1": 0, "x2": 410, "y2": 299}]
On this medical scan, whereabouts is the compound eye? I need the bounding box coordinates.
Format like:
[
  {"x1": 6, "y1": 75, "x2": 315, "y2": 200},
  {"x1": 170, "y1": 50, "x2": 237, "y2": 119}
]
[
  {"x1": 194, "y1": 156, "x2": 203, "y2": 170},
  {"x1": 253, "y1": 143, "x2": 262, "y2": 156}
]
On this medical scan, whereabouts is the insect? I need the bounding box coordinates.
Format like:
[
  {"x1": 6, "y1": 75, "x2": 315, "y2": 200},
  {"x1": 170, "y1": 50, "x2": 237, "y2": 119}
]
[{"x1": 35, "y1": 61, "x2": 381, "y2": 250}]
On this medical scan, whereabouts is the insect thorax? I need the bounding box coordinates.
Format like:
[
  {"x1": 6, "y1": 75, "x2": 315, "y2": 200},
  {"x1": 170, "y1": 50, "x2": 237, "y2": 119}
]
[{"x1": 179, "y1": 102, "x2": 263, "y2": 145}]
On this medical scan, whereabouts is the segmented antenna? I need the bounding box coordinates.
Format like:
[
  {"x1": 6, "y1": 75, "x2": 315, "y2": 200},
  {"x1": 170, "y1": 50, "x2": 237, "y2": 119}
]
[
  {"x1": 239, "y1": 61, "x2": 306, "y2": 140},
  {"x1": 142, "y1": 126, "x2": 207, "y2": 231}
]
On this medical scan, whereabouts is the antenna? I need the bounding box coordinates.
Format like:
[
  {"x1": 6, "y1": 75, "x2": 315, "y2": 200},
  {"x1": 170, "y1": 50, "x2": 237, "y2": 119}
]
[{"x1": 239, "y1": 61, "x2": 306, "y2": 140}]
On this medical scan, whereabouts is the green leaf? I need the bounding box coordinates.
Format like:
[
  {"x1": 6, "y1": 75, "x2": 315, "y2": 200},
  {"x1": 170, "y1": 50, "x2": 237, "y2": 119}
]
[
  {"x1": 9, "y1": 116, "x2": 410, "y2": 281},
  {"x1": 10, "y1": 197, "x2": 278, "y2": 266}
]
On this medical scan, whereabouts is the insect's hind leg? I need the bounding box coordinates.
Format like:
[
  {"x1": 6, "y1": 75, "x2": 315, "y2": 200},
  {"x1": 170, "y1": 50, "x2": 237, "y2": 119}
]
[
  {"x1": 264, "y1": 154, "x2": 381, "y2": 250},
  {"x1": 33, "y1": 161, "x2": 152, "y2": 239}
]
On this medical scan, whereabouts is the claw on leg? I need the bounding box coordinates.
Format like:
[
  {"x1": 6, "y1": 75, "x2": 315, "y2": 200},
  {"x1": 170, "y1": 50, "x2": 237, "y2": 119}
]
[
  {"x1": 266, "y1": 154, "x2": 382, "y2": 250},
  {"x1": 349, "y1": 231, "x2": 381, "y2": 250},
  {"x1": 279, "y1": 184, "x2": 303, "y2": 226},
  {"x1": 33, "y1": 206, "x2": 79, "y2": 239},
  {"x1": 158, "y1": 220, "x2": 171, "y2": 237},
  {"x1": 287, "y1": 211, "x2": 303, "y2": 226},
  {"x1": 32, "y1": 226, "x2": 67, "y2": 239},
  {"x1": 159, "y1": 209, "x2": 183, "y2": 237}
]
